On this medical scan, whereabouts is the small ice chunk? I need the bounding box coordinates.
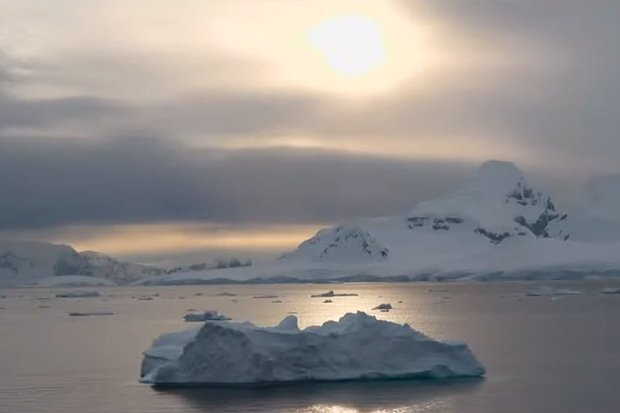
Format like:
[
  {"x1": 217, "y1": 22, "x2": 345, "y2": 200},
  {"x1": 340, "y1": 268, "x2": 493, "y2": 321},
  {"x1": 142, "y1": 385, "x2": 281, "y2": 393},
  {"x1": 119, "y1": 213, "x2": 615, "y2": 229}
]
[
  {"x1": 55, "y1": 291, "x2": 101, "y2": 298},
  {"x1": 372, "y1": 303, "x2": 393, "y2": 311},
  {"x1": 600, "y1": 287, "x2": 620, "y2": 295},
  {"x1": 252, "y1": 295, "x2": 279, "y2": 299},
  {"x1": 183, "y1": 310, "x2": 232, "y2": 322},
  {"x1": 311, "y1": 290, "x2": 358, "y2": 298},
  {"x1": 526, "y1": 286, "x2": 581, "y2": 297},
  {"x1": 323, "y1": 299, "x2": 333, "y2": 303},
  {"x1": 68, "y1": 311, "x2": 114, "y2": 316},
  {"x1": 34, "y1": 276, "x2": 116, "y2": 288}
]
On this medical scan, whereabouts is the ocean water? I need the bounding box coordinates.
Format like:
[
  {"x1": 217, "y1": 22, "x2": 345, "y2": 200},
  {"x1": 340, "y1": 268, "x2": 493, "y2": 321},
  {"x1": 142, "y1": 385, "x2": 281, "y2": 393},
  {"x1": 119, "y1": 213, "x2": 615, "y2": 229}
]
[{"x1": 1, "y1": 281, "x2": 619, "y2": 413}]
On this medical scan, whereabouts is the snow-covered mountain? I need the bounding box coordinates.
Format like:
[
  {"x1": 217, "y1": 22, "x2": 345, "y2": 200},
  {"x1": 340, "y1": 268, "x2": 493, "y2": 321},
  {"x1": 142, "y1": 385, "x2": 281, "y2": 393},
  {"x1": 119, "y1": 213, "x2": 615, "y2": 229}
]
[
  {"x1": 7, "y1": 160, "x2": 620, "y2": 286},
  {"x1": 0, "y1": 240, "x2": 77, "y2": 279},
  {"x1": 0, "y1": 240, "x2": 164, "y2": 285},
  {"x1": 53, "y1": 250, "x2": 165, "y2": 285},
  {"x1": 139, "y1": 160, "x2": 620, "y2": 285},
  {"x1": 0, "y1": 239, "x2": 257, "y2": 286},
  {"x1": 283, "y1": 161, "x2": 570, "y2": 263}
]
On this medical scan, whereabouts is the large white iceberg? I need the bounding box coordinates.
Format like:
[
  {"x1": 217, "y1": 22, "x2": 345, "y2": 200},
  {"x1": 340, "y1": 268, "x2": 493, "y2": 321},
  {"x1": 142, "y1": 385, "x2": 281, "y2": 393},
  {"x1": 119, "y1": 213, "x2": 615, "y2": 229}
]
[{"x1": 140, "y1": 312, "x2": 485, "y2": 386}]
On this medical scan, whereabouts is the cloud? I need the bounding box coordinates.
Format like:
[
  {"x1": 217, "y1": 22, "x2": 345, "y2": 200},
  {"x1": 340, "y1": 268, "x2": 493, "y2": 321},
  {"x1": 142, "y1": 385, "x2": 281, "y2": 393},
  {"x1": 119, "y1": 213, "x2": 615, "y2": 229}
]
[
  {"x1": 0, "y1": 93, "x2": 123, "y2": 130},
  {"x1": 0, "y1": 0, "x2": 619, "y2": 238},
  {"x1": 0, "y1": 136, "x2": 475, "y2": 230}
]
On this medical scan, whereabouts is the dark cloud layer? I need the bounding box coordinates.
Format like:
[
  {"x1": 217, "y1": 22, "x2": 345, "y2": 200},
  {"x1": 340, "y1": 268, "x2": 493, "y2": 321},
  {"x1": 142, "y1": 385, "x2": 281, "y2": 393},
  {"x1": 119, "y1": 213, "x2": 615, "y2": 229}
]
[
  {"x1": 1, "y1": 1, "x2": 620, "y2": 235},
  {"x1": 0, "y1": 93, "x2": 123, "y2": 129},
  {"x1": 0, "y1": 136, "x2": 474, "y2": 229}
]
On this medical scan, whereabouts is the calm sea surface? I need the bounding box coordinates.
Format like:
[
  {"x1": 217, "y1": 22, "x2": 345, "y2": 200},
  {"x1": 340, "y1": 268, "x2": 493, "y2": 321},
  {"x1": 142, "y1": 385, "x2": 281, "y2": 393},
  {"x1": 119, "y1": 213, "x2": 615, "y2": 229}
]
[{"x1": 1, "y1": 281, "x2": 619, "y2": 413}]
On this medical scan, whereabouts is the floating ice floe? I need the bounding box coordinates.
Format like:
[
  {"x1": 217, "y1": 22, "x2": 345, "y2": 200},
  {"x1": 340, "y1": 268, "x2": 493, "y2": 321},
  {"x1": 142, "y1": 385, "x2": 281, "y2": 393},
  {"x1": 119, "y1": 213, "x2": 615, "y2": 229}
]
[
  {"x1": 311, "y1": 290, "x2": 358, "y2": 298},
  {"x1": 600, "y1": 287, "x2": 620, "y2": 295},
  {"x1": 33, "y1": 276, "x2": 117, "y2": 288},
  {"x1": 428, "y1": 288, "x2": 450, "y2": 293},
  {"x1": 55, "y1": 291, "x2": 101, "y2": 298},
  {"x1": 183, "y1": 310, "x2": 232, "y2": 322},
  {"x1": 252, "y1": 295, "x2": 279, "y2": 299},
  {"x1": 68, "y1": 311, "x2": 114, "y2": 316},
  {"x1": 525, "y1": 286, "x2": 581, "y2": 297},
  {"x1": 140, "y1": 311, "x2": 485, "y2": 386}
]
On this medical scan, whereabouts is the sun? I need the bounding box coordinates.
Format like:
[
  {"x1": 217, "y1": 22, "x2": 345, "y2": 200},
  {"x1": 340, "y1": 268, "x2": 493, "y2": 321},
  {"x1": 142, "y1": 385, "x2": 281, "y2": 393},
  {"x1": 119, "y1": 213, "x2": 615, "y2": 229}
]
[{"x1": 308, "y1": 15, "x2": 386, "y2": 77}]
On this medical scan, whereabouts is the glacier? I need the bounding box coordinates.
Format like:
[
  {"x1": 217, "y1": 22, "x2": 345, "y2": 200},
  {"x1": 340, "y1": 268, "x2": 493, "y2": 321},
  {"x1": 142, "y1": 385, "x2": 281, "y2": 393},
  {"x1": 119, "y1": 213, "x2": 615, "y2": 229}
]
[{"x1": 140, "y1": 312, "x2": 485, "y2": 386}]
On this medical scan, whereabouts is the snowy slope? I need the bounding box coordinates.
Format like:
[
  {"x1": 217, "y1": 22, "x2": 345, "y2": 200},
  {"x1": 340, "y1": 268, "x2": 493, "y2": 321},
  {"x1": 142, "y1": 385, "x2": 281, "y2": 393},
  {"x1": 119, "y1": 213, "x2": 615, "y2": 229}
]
[
  {"x1": 57, "y1": 250, "x2": 164, "y2": 285},
  {"x1": 141, "y1": 312, "x2": 485, "y2": 385},
  {"x1": 0, "y1": 241, "x2": 163, "y2": 285},
  {"x1": 0, "y1": 240, "x2": 77, "y2": 280},
  {"x1": 569, "y1": 175, "x2": 620, "y2": 242}
]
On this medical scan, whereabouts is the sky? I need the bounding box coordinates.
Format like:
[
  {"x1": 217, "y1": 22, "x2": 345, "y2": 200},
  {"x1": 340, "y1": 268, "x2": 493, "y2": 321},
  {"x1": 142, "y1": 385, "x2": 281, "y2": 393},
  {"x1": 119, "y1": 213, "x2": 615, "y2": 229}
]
[{"x1": 1, "y1": 0, "x2": 619, "y2": 264}]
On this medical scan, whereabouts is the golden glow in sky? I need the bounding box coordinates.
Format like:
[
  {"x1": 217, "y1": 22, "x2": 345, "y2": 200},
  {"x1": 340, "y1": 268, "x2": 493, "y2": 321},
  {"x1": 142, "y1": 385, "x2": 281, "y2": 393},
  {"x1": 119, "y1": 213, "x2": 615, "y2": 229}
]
[
  {"x1": 204, "y1": 1, "x2": 432, "y2": 97},
  {"x1": 309, "y1": 15, "x2": 386, "y2": 77}
]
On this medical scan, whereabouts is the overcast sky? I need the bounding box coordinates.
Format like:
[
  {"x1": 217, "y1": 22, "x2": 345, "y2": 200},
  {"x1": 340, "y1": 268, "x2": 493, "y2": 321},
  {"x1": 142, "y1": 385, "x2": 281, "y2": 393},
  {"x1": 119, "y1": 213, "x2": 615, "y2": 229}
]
[{"x1": 1, "y1": 0, "x2": 619, "y2": 263}]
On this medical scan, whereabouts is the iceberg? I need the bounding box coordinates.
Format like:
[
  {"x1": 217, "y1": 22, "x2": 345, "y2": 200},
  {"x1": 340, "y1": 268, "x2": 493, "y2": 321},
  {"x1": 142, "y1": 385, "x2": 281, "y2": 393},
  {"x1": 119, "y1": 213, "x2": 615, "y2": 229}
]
[
  {"x1": 68, "y1": 311, "x2": 114, "y2": 316},
  {"x1": 525, "y1": 286, "x2": 581, "y2": 297},
  {"x1": 55, "y1": 291, "x2": 101, "y2": 298},
  {"x1": 183, "y1": 310, "x2": 232, "y2": 322},
  {"x1": 140, "y1": 312, "x2": 485, "y2": 386},
  {"x1": 311, "y1": 290, "x2": 359, "y2": 297}
]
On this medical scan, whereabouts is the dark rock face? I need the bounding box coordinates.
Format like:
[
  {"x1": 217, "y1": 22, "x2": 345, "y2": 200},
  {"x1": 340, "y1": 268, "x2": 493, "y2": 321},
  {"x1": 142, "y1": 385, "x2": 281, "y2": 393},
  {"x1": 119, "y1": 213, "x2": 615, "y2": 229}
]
[
  {"x1": 407, "y1": 216, "x2": 429, "y2": 229},
  {"x1": 407, "y1": 216, "x2": 464, "y2": 232},
  {"x1": 510, "y1": 191, "x2": 567, "y2": 239},
  {"x1": 475, "y1": 228, "x2": 512, "y2": 244},
  {"x1": 405, "y1": 178, "x2": 569, "y2": 245}
]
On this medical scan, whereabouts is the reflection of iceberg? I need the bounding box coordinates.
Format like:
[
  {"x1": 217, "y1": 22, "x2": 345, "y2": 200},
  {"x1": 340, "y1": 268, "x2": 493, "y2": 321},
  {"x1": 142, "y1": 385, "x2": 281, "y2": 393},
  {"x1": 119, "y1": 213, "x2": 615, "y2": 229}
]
[
  {"x1": 141, "y1": 312, "x2": 485, "y2": 386},
  {"x1": 155, "y1": 379, "x2": 482, "y2": 412}
]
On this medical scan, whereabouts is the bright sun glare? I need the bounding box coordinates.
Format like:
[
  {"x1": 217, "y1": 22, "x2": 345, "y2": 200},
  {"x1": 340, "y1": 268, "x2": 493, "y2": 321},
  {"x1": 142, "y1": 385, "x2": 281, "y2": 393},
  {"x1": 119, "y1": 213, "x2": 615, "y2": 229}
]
[{"x1": 309, "y1": 15, "x2": 386, "y2": 77}]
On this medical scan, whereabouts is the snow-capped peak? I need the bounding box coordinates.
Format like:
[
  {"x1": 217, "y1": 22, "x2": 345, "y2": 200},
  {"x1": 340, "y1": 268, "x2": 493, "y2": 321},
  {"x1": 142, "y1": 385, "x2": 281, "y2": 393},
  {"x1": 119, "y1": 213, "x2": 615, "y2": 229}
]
[
  {"x1": 469, "y1": 160, "x2": 527, "y2": 198},
  {"x1": 283, "y1": 160, "x2": 571, "y2": 265},
  {"x1": 410, "y1": 160, "x2": 569, "y2": 243}
]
